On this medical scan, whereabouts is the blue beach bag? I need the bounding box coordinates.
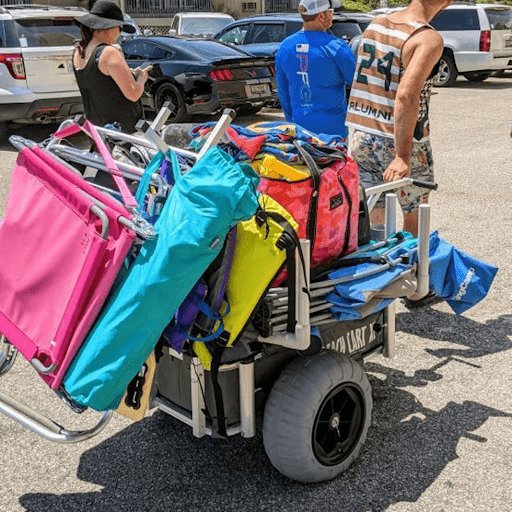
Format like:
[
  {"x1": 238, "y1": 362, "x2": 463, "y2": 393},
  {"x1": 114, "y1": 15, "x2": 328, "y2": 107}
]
[{"x1": 63, "y1": 147, "x2": 260, "y2": 411}]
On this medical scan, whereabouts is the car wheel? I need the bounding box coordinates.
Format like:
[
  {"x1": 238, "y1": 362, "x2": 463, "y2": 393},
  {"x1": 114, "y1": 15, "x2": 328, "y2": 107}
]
[
  {"x1": 154, "y1": 82, "x2": 188, "y2": 123},
  {"x1": 236, "y1": 104, "x2": 262, "y2": 116},
  {"x1": 463, "y1": 71, "x2": 493, "y2": 82},
  {"x1": 435, "y1": 53, "x2": 458, "y2": 87},
  {"x1": 262, "y1": 350, "x2": 372, "y2": 483}
]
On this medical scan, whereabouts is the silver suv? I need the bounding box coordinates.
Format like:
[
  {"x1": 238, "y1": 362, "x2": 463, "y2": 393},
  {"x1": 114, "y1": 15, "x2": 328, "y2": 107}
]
[
  {"x1": 0, "y1": 4, "x2": 86, "y2": 133},
  {"x1": 370, "y1": 3, "x2": 512, "y2": 87}
]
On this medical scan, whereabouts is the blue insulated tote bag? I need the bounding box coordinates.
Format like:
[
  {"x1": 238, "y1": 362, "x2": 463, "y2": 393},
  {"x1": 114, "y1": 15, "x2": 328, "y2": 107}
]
[{"x1": 63, "y1": 147, "x2": 260, "y2": 411}]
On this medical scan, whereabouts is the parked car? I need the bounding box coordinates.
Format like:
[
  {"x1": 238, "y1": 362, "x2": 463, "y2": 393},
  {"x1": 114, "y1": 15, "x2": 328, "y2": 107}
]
[
  {"x1": 0, "y1": 4, "x2": 87, "y2": 133},
  {"x1": 121, "y1": 13, "x2": 142, "y2": 41},
  {"x1": 369, "y1": 4, "x2": 512, "y2": 86},
  {"x1": 121, "y1": 35, "x2": 277, "y2": 122},
  {"x1": 168, "y1": 12, "x2": 234, "y2": 36},
  {"x1": 214, "y1": 13, "x2": 362, "y2": 57},
  {"x1": 340, "y1": 11, "x2": 375, "y2": 32}
]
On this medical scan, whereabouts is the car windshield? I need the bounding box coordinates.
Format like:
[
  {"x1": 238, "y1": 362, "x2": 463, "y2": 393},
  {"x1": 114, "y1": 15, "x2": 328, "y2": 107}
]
[
  {"x1": 485, "y1": 8, "x2": 512, "y2": 30},
  {"x1": 181, "y1": 17, "x2": 232, "y2": 35},
  {"x1": 13, "y1": 18, "x2": 80, "y2": 47}
]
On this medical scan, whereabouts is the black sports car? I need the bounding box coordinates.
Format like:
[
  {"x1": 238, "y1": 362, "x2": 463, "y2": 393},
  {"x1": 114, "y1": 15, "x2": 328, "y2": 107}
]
[{"x1": 121, "y1": 36, "x2": 277, "y2": 123}]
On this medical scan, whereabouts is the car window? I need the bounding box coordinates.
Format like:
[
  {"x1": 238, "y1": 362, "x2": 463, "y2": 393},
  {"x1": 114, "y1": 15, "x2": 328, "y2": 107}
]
[
  {"x1": 330, "y1": 21, "x2": 361, "y2": 41},
  {"x1": 181, "y1": 17, "x2": 232, "y2": 35},
  {"x1": 430, "y1": 9, "x2": 480, "y2": 31},
  {"x1": 123, "y1": 41, "x2": 173, "y2": 60},
  {"x1": 284, "y1": 20, "x2": 303, "y2": 37},
  {"x1": 2, "y1": 20, "x2": 20, "y2": 47},
  {"x1": 484, "y1": 8, "x2": 512, "y2": 30},
  {"x1": 218, "y1": 24, "x2": 250, "y2": 44},
  {"x1": 357, "y1": 21, "x2": 372, "y2": 32},
  {"x1": 13, "y1": 18, "x2": 80, "y2": 47},
  {"x1": 251, "y1": 23, "x2": 285, "y2": 44}
]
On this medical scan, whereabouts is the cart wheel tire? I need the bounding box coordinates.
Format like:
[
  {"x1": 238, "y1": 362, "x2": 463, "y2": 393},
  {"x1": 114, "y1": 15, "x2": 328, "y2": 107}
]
[
  {"x1": 463, "y1": 71, "x2": 492, "y2": 82},
  {"x1": 434, "y1": 53, "x2": 458, "y2": 87},
  {"x1": 262, "y1": 350, "x2": 372, "y2": 483},
  {"x1": 154, "y1": 82, "x2": 188, "y2": 123}
]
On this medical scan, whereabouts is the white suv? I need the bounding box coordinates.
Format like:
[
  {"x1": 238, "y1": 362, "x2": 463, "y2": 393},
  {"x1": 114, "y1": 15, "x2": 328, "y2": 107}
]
[
  {"x1": 370, "y1": 3, "x2": 512, "y2": 86},
  {"x1": 0, "y1": 4, "x2": 87, "y2": 132},
  {"x1": 431, "y1": 3, "x2": 512, "y2": 86},
  {"x1": 168, "y1": 12, "x2": 234, "y2": 37}
]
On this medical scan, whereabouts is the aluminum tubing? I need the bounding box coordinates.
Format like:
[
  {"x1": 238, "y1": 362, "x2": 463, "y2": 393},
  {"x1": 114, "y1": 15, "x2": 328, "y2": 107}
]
[
  {"x1": 385, "y1": 193, "x2": 397, "y2": 237},
  {"x1": 258, "y1": 240, "x2": 311, "y2": 350},
  {"x1": 409, "y1": 204, "x2": 431, "y2": 300},
  {"x1": 239, "y1": 362, "x2": 256, "y2": 438},
  {"x1": 0, "y1": 391, "x2": 113, "y2": 443}
]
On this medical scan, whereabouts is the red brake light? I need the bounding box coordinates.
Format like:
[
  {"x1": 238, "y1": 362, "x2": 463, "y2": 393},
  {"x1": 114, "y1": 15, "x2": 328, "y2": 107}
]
[
  {"x1": 0, "y1": 53, "x2": 26, "y2": 79},
  {"x1": 269, "y1": 65, "x2": 275, "y2": 76},
  {"x1": 480, "y1": 30, "x2": 491, "y2": 52},
  {"x1": 209, "y1": 68, "x2": 233, "y2": 81}
]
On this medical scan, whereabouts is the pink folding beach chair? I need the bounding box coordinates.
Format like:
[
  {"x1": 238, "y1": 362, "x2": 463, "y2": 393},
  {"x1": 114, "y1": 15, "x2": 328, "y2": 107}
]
[{"x1": 0, "y1": 121, "x2": 140, "y2": 389}]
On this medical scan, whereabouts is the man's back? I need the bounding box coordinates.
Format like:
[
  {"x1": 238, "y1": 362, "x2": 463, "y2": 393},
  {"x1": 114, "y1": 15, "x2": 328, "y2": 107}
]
[{"x1": 276, "y1": 29, "x2": 355, "y2": 137}]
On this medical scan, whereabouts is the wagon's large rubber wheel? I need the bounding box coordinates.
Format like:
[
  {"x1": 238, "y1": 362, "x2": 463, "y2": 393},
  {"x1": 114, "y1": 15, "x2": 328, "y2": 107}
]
[
  {"x1": 263, "y1": 350, "x2": 372, "y2": 483},
  {"x1": 154, "y1": 82, "x2": 188, "y2": 123}
]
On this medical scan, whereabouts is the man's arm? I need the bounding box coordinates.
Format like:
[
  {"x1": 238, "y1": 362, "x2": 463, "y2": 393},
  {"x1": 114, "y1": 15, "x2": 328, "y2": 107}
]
[
  {"x1": 383, "y1": 28, "x2": 443, "y2": 182},
  {"x1": 275, "y1": 49, "x2": 293, "y2": 122},
  {"x1": 330, "y1": 39, "x2": 356, "y2": 85}
]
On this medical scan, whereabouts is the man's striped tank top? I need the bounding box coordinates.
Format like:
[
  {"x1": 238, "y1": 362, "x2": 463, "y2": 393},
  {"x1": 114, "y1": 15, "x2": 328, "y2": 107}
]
[{"x1": 346, "y1": 16, "x2": 435, "y2": 142}]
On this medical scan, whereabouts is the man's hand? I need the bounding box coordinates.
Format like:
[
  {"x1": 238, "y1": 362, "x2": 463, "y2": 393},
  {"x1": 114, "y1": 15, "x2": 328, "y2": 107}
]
[{"x1": 383, "y1": 156, "x2": 410, "y2": 182}]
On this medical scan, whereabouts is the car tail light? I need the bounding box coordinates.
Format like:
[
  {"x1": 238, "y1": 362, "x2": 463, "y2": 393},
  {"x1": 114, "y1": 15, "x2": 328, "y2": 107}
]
[
  {"x1": 480, "y1": 30, "x2": 491, "y2": 52},
  {"x1": 209, "y1": 68, "x2": 233, "y2": 81},
  {"x1": 269, "y1": 65, "x2": 275, "y2": 76},
  {"x1": 0, "y1": 53, "x2": 26, "y2": 79}
]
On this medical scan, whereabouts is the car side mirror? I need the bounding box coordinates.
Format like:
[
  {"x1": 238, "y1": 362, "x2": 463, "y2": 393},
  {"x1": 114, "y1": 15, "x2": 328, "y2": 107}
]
[
  {"x1": 143, "y1": 28, "x2": 153, "y2": 36},
  {"x1": 168, "y1": 29, "x2": 176, "y2": 36}
]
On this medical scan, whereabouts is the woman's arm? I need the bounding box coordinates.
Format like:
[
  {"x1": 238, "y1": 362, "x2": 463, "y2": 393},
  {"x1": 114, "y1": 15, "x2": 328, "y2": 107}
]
[{"x1": 98, "y1": 45, "x2": 150, "y2": 102}]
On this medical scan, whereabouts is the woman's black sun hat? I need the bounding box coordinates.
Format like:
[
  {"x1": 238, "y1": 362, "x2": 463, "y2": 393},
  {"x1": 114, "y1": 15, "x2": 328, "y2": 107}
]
[{"x1": 78, "y1": 0, "x2": 135, "y2": 33}]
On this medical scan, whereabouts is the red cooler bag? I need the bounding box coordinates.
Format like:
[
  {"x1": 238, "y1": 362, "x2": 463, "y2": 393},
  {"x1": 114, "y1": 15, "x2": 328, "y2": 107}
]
[{"x1": 258, "y1": 147, "x2": 359, "y2": 285}]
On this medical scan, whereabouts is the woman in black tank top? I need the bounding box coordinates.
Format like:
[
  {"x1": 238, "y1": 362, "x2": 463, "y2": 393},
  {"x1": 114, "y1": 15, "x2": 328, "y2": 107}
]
[{"x1": 73, "y1": 1, "x2": 152, "y2": 133}]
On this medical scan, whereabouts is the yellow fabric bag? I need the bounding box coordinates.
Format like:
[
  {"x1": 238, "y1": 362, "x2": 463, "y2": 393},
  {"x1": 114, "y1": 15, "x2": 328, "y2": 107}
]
[{"x1": 193, "y1": 194, "x2": 299, "y2": 369}]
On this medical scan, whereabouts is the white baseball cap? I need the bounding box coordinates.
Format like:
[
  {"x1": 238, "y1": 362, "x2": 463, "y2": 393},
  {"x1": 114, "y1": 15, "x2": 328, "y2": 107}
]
[{"x1": 298, "y1": 0, "x2": 341, "y2": 15}]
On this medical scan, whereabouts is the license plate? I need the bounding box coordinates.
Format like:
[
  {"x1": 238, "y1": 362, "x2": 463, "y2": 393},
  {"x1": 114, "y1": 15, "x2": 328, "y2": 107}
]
[{"x1": 246, "y1": 82, "x2": 270, "y2": 98}]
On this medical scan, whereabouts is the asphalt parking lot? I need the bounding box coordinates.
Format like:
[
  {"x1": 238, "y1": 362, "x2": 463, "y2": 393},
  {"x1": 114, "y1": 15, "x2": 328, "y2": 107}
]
[{"x1": 0, "y1": 75, "x2": 511, "y2": 512}]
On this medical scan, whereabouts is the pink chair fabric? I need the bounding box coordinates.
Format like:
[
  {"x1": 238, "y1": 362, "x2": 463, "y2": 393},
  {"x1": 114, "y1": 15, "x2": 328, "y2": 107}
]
[{"x1": 0, "y1": 146, "x2": 136, "y2": 389}]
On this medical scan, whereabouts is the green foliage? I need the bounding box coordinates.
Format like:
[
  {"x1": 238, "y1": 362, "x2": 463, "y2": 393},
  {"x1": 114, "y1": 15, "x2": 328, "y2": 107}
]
[{"x1": 341, "y1": 0, "x2": 512, "y2": 12}]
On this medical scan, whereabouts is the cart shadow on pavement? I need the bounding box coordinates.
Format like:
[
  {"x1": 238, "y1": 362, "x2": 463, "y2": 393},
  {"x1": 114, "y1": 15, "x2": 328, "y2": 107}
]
[
  {"x1": 17, "y1": 321, "x2": 512, "y2": 512},
  {"x1": 17, "y1": 394, "x2": 510, "y2": 512},
  {"x1": 396, "y1": 307, "x2": 512, "y2": 360}
]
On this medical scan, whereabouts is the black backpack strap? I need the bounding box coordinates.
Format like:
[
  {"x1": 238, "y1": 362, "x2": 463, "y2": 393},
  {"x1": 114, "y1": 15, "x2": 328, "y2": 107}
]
[
  {"x1": 265, "y1": 211, "x2": 309, "y2": 334},
  {"x1": 210, "y1": 333, "x2": 229, "y2": 439},
  {"x1": 293, "y1": 141, "x2": 321, "y2": 252},
  {"x1": 337, "y1": 173, "x2": 354, "y2": 255}
]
